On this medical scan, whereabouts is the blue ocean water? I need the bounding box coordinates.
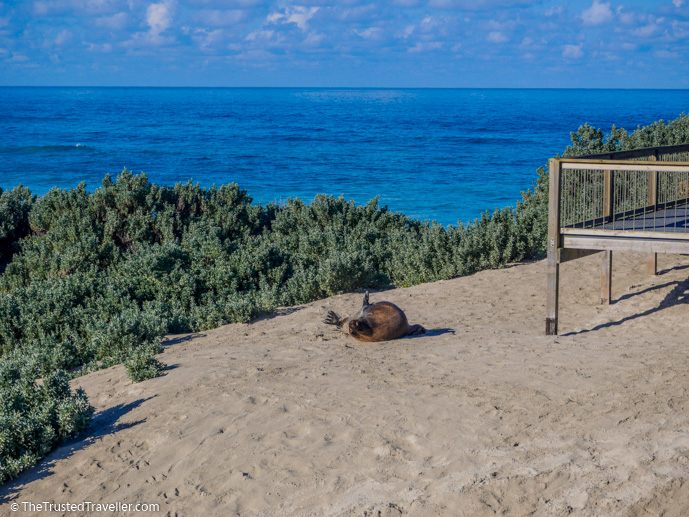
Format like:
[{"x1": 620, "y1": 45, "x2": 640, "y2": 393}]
[{"x1": 1, "y1": 87, "x2": 688, "y2": 226}]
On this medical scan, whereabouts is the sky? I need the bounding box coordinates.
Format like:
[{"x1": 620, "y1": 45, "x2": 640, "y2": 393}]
[{"x1": 1, "y1": 0, "x2": 688, "y2": 88}]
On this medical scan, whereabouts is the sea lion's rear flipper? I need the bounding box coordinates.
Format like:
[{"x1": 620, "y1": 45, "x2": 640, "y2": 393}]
[
  {"x1": 362, "y1": 291, "x2": 370, "y2": 307},
  {"x1": 407, "y1": 324, "x2": 426, "y2": 336}
]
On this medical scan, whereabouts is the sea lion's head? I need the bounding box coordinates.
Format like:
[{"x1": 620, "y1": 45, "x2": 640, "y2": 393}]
[{"x1": 348, "y1": 319, "x2": 373, "y2": 340}]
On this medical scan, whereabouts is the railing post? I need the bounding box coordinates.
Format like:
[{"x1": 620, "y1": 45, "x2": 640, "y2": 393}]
[
  {"x1": 601, "y1": 250, "x2": 612, "y2": 305},
  {"x1": 546, "y1": 158, "x2": 562, "y2": 335},
  {"x1": 648, "y1": 152, "x2": 658, "y2": 209},
  {"x1": 603, "y1": 168, "x2": 613, "y2": 223},
  {"x1": 647, "y1": 152, "x2": 658, "y2": 275}
]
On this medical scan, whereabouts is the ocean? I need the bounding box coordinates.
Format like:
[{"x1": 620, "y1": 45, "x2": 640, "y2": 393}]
[{"x1": 2, "y1": 87, "x2": 688, "y2": 226}]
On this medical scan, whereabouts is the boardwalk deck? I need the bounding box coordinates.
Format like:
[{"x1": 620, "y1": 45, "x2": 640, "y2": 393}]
[
  {"x1": 545, "y1": 145, "x2": 689, "y2": 335},
  {"x1": 564, "y1": 205, "x2": 689, "y2": 234}
]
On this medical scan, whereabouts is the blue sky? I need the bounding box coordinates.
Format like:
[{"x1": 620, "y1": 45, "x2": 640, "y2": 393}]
[{"x1": 1, "y1": 0, "x2": 688, "y2": 87}]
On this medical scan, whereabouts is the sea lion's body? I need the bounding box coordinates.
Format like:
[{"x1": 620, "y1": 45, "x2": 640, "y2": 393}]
[{"x1": 324, "y1": 292, "x2": 426, "y2": 342}]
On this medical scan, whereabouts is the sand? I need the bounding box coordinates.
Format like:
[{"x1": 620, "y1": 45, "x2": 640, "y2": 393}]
[{"x1": 2, "y1": 251, "x2": 689, "y2": 516}]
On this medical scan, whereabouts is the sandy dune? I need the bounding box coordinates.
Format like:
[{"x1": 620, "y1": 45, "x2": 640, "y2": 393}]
[{"x1": 2, "y1": 251, "x2": 689, "y2": 516}]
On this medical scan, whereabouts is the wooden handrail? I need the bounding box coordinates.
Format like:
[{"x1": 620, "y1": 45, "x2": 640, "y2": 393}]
[
  {"x1": 580, "y1": 143, "x2": 689, "y2": 160},
  {"x1": 558, "y1": 160, "x2": 689, "y2": 171}
]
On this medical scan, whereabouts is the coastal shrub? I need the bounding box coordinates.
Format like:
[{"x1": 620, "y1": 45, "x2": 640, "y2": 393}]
[
  {"x1": 1, "y1": 112, "x2": 689, "y2": 485},
  {"x1": 0, "y1": 185, "x2": 35, "y2": 264},
  {"x1": 564, "y1": 113, "x2": 689, "y2": 157},
  {"x1": 0, "y1": 354, "x2": 92, "y2": 484},
  {"x1": 124, "y1": 339, "x2": 166, "y2": 383}
]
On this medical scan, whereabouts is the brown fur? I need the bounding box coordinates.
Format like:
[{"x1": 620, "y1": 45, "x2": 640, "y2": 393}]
[{"x1": 323, "y1": 292, "x2": 426, "y2": 342}]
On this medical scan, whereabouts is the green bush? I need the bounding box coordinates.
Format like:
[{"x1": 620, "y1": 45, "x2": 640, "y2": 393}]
[
  {"x1": 0, "y1": 185, "x2": 35, "y2": 264},
  {"x1": 124, "y1": 339, "x2": 166, "y2": 383},
  {"x1": 564, "y1": 113, "x2": 689, "y2": 157},
  {"x1": 0, "y1": 354, "x2": 92, "y2": 484}
]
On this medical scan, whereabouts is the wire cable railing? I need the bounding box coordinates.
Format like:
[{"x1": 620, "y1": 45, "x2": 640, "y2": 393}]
[{"x1": 557, "y1": 145, "x2": 689, "y2": 235}]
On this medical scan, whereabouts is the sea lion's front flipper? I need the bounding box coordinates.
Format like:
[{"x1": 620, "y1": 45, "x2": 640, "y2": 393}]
[
  {"x1": 324, "y1": 311, "x2": 343, "y2": 327},
  {"x1": 324, "y1": 311, "x2": 351, "y2": 334},
  {"x1": 362, "y1": 291, "x2": 370, "y2": 307}
]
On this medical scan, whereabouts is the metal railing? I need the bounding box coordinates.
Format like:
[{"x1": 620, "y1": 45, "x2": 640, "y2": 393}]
[{"x1": 556, "y1": 144, "x2": 689, "y2": 235}]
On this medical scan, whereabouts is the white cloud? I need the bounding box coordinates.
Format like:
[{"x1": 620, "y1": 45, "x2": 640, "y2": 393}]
[
  {"x1": 122, "y1": 0, "x2": 176, "y2": 47},
  {"x1": 266, "y1": 11, "x2": 283, "y2": 24},
  {"x1": 245, "y1": 29, "x2": 275, "y2": 42},
  {"x1": 95, "y1": 12, "x2": 128, "y2": 31},
  {"x1": 354, "y1": 27, "x2": 382, "y2": 40},
  {"x1": 581, "y1": 0, "x2": 614, "y2": 26},
  {"x1": 655, "y1": 49, "x2": 679, "y2": 58},
  {"x1": 33, "y1": 1, "x2": 61, "y2": 16},
  {"x1": 617, "y1": 7, "x2": 635, "y2": 25},
  {"x1": 408, "y1": 41, "x2": 442, "y2": 52},
  {"x1": 485, "y1": 18, "x2": 517, "y2": 31},
  {"x1": 31, "y1": 0, "x2": 119, "y2": 16},
  {"x1": 54, "y1": 28, "x2": 72, "y2": 45},
  {"x1": 85, "y1": 42, "x2": 112, "y2": 52},
  {"x1": 192, "y1": 9, "x2": 246, "y2": 27},
  {"x1": 338, "y1": 4, "x2": 377, "y2": 22},
  {"x1": 632, "y1": 23, "x2": 658, "y2": 38},
  {"x1": 288, "y1": 7, "x2": 319, "y2": 30},
  {"x1": 267, "y1": 6, "x2": 319, "y2": 31},
  {"x1": 545, "y1": 5, "x2": 564, "y2": 17},
  {"x1": 147, "y1": 1, "x2": 175, "y2": 35},
  {"x1": 82, "y1": 0, "x2": 121, "y2": 15},
  {"x1": 192, "y1": 28, "x2": 224, "y2": 48},
  {"x1": 672, "y1": 19, "x2": 689, "y2": 38},
  {"x1": 227, "y1": 48, "x2": 279, "y2": 67},
  {"x1": 6, "y1": 52, "x2": 28, "y2": 62},
  {"x1": 303, "y1": 31, "x2": 324, "y2": 46},
  {"x1": 562, "y1": 44, "x2": 583, "y2": 58},
  {"x1": 674, "y1": 0, "x2": 684, "y2": 7},
  {"x1": 427, "y1": 0, "x2": 534, "y2": 9},
  {"x1": 487, "y1": 31, "x2": 508, "y2": 43}
]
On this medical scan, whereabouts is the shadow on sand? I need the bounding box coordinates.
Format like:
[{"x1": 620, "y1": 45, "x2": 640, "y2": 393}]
[
  {"x1": 612, "y1": 280, "x2": 679, "y2": 305},
  {"x1": 563, "y1": 275, "x2": 689, "y2": 336},
  {"x1": 0, "y1": 397, "x2": 153, "y2": 504},
  {"x1": 419, "y1": 328, "x2": 456, "y2": 338},
  {"x1": 163, "y1": 333, "x2": 206, "y2": 347},
  {"x1": 658, "y1": 262, "x2": 689, "y2": 276},
  {"x1": 249, "y1": 306, "x2": 306, "y2": 324}
]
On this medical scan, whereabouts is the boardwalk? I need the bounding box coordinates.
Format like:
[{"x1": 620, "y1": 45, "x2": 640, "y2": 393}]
[{"x1": 546, "y1": 144, "x2": 689, "y2": 335}]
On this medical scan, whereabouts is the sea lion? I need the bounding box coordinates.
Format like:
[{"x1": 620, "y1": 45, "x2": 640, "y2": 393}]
[{"x1": 323, "y1": 291, "x2": 426, "y2": 342}]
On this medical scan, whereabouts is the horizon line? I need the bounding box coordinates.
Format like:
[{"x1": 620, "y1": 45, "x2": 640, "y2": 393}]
[{"x1": 2, "y1": 85, "x2": 689, "y2": 91}]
